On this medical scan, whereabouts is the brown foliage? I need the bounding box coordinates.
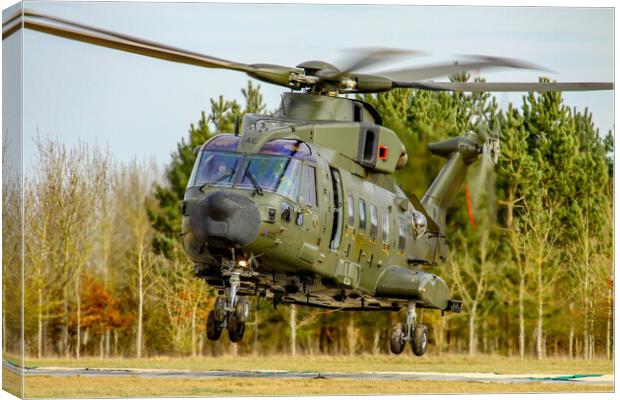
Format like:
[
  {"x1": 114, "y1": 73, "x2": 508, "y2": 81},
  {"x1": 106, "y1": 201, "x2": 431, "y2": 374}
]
[{"x1": 71, "y1": 274, "x2": 134, "y2": 335}]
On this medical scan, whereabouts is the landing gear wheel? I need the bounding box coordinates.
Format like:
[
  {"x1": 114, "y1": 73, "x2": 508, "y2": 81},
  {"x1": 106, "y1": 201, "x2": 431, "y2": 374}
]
[
  {"x1": 227, "y1": 314, "x2": 245, "y2": 343},
  {"x1": 206, "y1": 310, "x2": 222, "y2": 341},
  {"x1": 235, "y1": 297, "x2": 249, "y2": 323},
  {"x1": 214, "y1": 296, "x2": 226, "y2": 322},
  {"x1": 389, "y1": 323, "x2": 406, "y2": 355},
  {"x1": 411, "y1": 324, "x2": 428, "y2": 356}
]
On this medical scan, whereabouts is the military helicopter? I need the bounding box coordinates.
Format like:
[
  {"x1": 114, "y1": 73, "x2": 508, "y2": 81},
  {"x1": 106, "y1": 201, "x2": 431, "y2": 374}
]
[{"x1": 5, "y1": 9, "x2": 612, "y2": 356}]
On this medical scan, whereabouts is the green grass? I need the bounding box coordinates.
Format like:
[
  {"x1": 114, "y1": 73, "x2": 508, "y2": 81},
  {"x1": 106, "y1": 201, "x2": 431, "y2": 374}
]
[
  {"x1": 17, "y1": 355, "x2": 614, "y2": 398},
  {"x1": 23, "y1": 375, "x2": 613, "y2": 398},
  {"x1": 23, "y1": 354, "x2": 614, "y2": 375}
]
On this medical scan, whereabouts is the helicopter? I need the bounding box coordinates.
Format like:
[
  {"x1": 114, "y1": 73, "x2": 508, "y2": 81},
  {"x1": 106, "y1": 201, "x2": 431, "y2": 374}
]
[{"x1": 4, "y1": 9, "x2": 612, "y2": 356}]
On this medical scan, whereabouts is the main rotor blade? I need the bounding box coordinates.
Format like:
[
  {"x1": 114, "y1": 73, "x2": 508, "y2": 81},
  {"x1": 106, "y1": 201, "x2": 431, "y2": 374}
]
[
  {"x1": 3, "y1": 9, "x2": 298, "y2": 88},
  {"x1": 393, "y1": 81, "x2": 614, "y2": 92},
  {"x1": 2, "y1": 9, "x2": 22, "y2": 39},
  {"x1": 337, "y1": 47, "x2": 426, "y2": 74},
  {"x1": 4, "y1": 10, "x2": 248, "y2": 71},
  {"x1": 38, "y1": 10, "x2": 247, "y2": 68},
  {"x1": 375, "y1": 55, "x2": 544, "y2": 82},
  {"x1": 2, "y1": 19, "x2": 21, "y2": 40}
]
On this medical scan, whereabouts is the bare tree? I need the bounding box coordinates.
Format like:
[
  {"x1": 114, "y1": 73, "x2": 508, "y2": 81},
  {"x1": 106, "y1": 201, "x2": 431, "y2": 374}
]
[
  {"x1": 152, "y1": 242, "x2": 210, "y2": 356},
  {"x1": 569, "y1": 198, "x2": 608, "y2": 360},
  {"x1": 450, "y1": 232, "x2": 494, "y2": 356},
  {"x1": 25, "y1": 139, "x2": 109, "y2": 358},
  {"x1": 520, "y1": 200, "x2": 561, "y2": 360},
  {"x1": 2, "y1": 148, "x2": 23, "y2": 356},
  {"x1": 450, "y1": 156, "x2": 499, "y2": 356},
  {"x1": 286, "y1": 305, "x2": 327, "y2": 356},
  {"x1": 589, "y1": 192, "x2": 613, "y2": 360},
  {"x1": 499, "y1": 185, "x2": 529, "y2": 359},
  {"x1": 113, "y1": 159, "x2": 158, "y2": 358}
]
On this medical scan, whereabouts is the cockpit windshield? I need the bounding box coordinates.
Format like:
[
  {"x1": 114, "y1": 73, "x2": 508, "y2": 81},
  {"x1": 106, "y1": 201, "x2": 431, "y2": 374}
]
[
  {"x1": 190, "y1": 136, "x2": 313, "y2": 201},
  {"x1": 193, "y1": 152, "x2": 242, "y2": 188},
  {"x1": 238, "y1": 156, "x2": 301, "y2": 199}
]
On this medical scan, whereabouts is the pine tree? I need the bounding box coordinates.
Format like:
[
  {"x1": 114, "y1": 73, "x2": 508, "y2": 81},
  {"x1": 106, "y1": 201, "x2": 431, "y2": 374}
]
[{"x1": 495, "y1": 103, "x2": 541, "y2": 358}]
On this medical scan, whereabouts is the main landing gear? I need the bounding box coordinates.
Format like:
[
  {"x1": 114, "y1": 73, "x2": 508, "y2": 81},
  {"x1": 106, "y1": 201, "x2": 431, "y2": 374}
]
[
  {"x1": 390, "y1": 301, "x2": 428, "y2": 356},
  {"x1": 206, "y1": 272, "x2": 249, "y2": 343}
]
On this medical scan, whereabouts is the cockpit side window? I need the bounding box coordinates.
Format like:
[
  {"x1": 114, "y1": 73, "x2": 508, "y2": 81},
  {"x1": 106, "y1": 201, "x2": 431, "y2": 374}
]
[
  {"x1": 300, "y1": 165, "x2": 318, "y2": 207},
  {"x1": 188, "y1": 150, "x2": 202, "y2": 189}
]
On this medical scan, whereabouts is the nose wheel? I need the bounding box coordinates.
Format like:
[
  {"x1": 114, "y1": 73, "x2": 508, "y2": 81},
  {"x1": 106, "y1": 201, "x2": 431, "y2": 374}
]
[
  {"x1": 389, "y1": 301, "x2": 428, "y2": 356},
  {"x1": 206, "y1": 272, "x2": 249, "y2": 343},
  {"x1": 227, "y1": 313, "x2": 245, "y2": 343}
]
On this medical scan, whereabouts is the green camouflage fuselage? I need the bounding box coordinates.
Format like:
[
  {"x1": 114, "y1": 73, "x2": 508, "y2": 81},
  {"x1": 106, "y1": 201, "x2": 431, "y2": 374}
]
[{"x1": 182, "y1": 93, "x2": 475, "y2": 313}]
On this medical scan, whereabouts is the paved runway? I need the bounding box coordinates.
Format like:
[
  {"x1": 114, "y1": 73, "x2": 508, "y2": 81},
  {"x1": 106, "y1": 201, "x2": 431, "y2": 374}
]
[{"x1": 4, "y1": 361, "x2": 612, "y2": 386}]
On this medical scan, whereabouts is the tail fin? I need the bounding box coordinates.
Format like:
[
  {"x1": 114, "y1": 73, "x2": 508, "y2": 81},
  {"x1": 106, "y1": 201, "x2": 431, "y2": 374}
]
[{"x1": 421, "y1": 132, "x2": 487, "y2": 230}]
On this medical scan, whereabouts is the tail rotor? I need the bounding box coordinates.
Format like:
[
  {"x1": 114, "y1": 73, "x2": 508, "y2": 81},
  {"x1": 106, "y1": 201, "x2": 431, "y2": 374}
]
[{"x1": 465, "y1": 108, "x2": 501, "y2": 229}]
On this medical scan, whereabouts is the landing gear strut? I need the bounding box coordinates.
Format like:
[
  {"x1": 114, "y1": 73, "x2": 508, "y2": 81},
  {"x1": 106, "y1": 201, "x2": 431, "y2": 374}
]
[
  {"x1": 389, "y1": 301, "x2": 428, "y2": 356},
  {"x1": 206, "y1": 272, "x2": 249, "y2": 343}
]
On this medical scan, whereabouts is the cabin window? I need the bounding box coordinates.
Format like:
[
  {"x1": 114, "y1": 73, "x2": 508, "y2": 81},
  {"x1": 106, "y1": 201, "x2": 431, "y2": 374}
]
[
  {"x1": 358, "y1": 199, "x2": 367, "y2": 232},
  {"x1": 369, "y1": 204, "x2": 378, "y2": 240},
  {"x1": 398, "y1": 216, "x2": 407, "y2": 251},
  {"x1": 329, "y1": 168, "x2": 343, "y2": 251},
  {"x1": 382, "y1": 207, "x2": 390, "y2": 245},
  {"x1": 347, "y1": 194, "x2": 355, "y2": 228},
  {"x1": 300, "y1": 165, "x2": 317, "y2": 207}
]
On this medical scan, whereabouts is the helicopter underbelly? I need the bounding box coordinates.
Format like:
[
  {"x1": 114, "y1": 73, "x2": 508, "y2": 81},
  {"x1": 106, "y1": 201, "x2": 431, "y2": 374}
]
[
  {"x1": 197, "y1": 266, "x2": 401, "y2": 310},
  {"x1": 195, "y1": 260, "x2": 459, "y2": 313}
]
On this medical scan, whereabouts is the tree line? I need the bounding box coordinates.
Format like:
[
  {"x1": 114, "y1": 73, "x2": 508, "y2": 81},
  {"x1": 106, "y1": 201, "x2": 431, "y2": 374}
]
[{"x1": 2, "y1": 79, "x2": 613, "y2": 359}]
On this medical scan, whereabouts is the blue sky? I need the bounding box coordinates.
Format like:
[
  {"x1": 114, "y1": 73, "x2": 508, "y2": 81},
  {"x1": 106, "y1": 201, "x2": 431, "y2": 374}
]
[{"x1": 4, "y1": 2, "x2": 614, "y2": 172}]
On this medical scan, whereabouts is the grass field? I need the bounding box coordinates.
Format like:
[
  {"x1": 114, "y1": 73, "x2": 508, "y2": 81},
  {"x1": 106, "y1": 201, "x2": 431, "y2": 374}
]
[
  {"x1": 22, "y1": 375, "x2": 613, "y2": 397},
  {"x1": 23, "y1": 354, "x2": 614, "y2": 374},
  {"x1": 9, "y1": 354, "x2": 614, "y2": 397},
  {"x1": 2, "y1": 366, "x2": 22, "y2": 398}
]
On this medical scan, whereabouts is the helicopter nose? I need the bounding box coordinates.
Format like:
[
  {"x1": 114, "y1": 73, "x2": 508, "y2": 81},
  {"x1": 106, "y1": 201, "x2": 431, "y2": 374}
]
[{"x1": 189, "y1": 191, "x2": 261, "y2": 247}]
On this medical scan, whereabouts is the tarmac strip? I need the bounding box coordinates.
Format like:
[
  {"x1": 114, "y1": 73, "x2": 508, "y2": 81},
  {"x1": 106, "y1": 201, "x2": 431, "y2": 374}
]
[{"x1": 3, "y1": 361, "x2": 612, "y2": 386}]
